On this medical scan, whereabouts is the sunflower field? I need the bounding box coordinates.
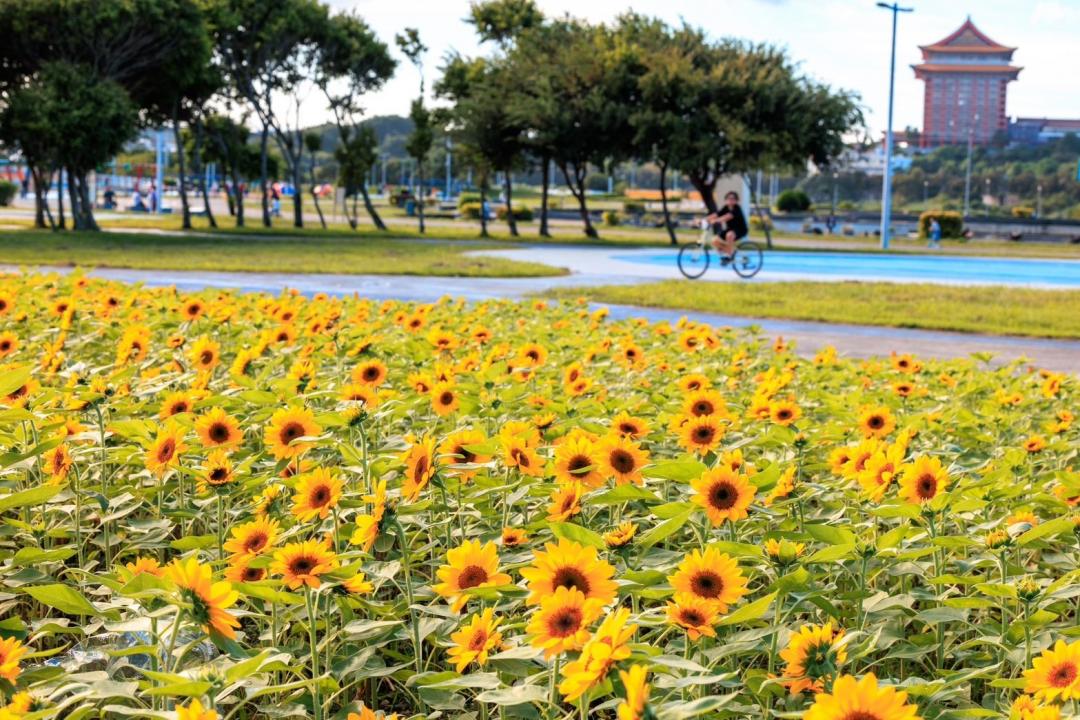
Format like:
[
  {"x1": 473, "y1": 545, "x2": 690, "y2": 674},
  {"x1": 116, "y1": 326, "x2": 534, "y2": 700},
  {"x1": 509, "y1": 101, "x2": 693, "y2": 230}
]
[{"x1": 0, "y1": 272, "x2": 1078, "y2": 720}]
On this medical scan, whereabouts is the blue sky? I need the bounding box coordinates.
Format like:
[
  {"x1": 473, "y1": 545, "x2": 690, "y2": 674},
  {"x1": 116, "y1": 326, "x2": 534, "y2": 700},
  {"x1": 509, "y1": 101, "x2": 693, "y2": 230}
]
[{"x1": 321, "y1": 0, "x2": 1080, "y2": 135}]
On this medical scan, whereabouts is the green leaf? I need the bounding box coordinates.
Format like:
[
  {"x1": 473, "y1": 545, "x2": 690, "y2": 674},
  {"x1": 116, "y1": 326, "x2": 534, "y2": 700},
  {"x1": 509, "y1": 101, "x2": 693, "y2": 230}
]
[
  {"x1": 144, "y1": 681, "x2": 214, "y2": 697},
  {"x1": 1018, "y1": 517, "x2": 1074, "y2": 546},
  {"x1": 0, "y1": 366, "x2": 31, "y2": 398},
  {"x1": 719, "y1": 591, "x2": 777, "y2": 626},
  {"x1": 548, "y1": 522, "x2": 605, "y2": 549},
  {"x1": 806, "y1": 544, "x2": 856, "y2": 563},
  {"x1": 639, "y1": 509, "x2": 694, "y2": 548},
  {"x1": 645, "y1": 459, "x2": 706, "y2": 482},
  {"x1": 591, "y1": 485, "x2": 661, "y2": 505},
  {"x1": 476, "y1": 684, "x2": 547, "y2": 705},
  {"x1": 803, "y1": 524, "x2": 856, "y2": 546},
  {"x1": 23, "y1": 584, "x2": 99, "y2": 616},
  {"x1": 0, "y1": 485, "x2": 62, "y2": 513},
  {"x1": 12, "y1": 547, "x2": 76, "y2": 565}
]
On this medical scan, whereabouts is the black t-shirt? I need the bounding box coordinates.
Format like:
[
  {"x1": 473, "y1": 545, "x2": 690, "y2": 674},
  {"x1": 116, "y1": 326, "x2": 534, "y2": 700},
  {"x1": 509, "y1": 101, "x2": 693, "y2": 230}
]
[{"x1": 712, "y1": 204, "x2": 748, "y2": 239}]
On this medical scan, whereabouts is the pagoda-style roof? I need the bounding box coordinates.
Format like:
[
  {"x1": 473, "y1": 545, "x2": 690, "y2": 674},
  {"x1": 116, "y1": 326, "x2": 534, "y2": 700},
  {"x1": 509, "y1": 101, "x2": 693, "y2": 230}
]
[
  {"x1": 912, "y1": 63, "x2": 1022, "y2": 79},
  {"x1": 919, "y1": 17, "x2": 1016, "y2": 58}
]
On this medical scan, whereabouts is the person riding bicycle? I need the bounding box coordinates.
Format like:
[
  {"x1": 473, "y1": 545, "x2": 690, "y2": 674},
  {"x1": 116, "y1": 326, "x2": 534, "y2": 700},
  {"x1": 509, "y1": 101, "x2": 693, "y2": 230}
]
[{"x1": 705, "y1": 191, "x2": 748, "y2": 263}]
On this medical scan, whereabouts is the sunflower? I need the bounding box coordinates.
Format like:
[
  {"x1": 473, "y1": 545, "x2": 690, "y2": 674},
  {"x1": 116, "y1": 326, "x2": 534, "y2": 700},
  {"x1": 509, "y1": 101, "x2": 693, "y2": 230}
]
[
  {"x1": 145, "y1": 423, "x2": 186, "y2": 477},
  {"x1": 0, "y1": 331, "x2": 18, "y2": 359},
  {"x1": 604, "y1": 521, "x2": 637, "y2": 548},
  {"x1": 188, "y1": 335, "x2": 221, "y2": 372},
  {"x1": 617, "y1": 664, "x2": 650, "y2": 720},
  {"x1": 857, "y1": 444, "x2": 905, "y2": 503},
  {"x1": 501, "y1": 527, "x2": 528, "y2": 547},
  {"x1": 0, "y1": 637, "x2": 27, "y2": 682},
  {"x1": 677, "y1": 373, "x2": 711, "y2": 393},
  {"x1": 520, "y1": 539, "x2": 618, "y2": 607},
  {"x1": 352, "y1": 359, "x2": 388, "y2": 387},
  {"x1": 291, "y1": 468, "x2": 343, "y2": 522},
  {"x1": 439, "y1": 429, "x2": 491, "y2": 480},
  {"x1": 692, "y1": 467, "x2": 754, "y2": 525},
  {"x1": 348, "y1": 705, "x2": 399, "y2": 720},
  {"x1": 125, "y1": 556, "x2": 164, "y2": 577},
  {"x1": 842, "y1": 439, "x2": 883, "y2": 479},
  {"x1": 891, "y1": 353, "x2": 921, "y2": 374},
  {"x1": 433, "y1": 539, "x2": 513, "y2": 612},
  {"x1": 224, "y1": 556, "x2": 267, "y2": 584},
  {"x1": 350, "y1": 479, "x2": 388, "y2": 552},
  {"x1": 270, "y1": 539, "x2": 339, "y2": 589},
  {"x1": 176, "y1": 699, "x2": 217, "y2": 720},
  {"x1": 501, "y1": 436, "x2": 545, "y2": 477},
  {"x1": 341, "y1": 573, "x2": 374, "y2": 595},
  {"x1": 669, "y1": 547, "x2": 749, "y2": 613},
  {"x1": 547, "y1": 483, "x2": 585, "y2": 522},
  {"x1": 264, "y1": 406, "x2": 321, "y2": 460},
  {"x1": 223, "y1": 517, "x2": 281, "y2": 557},
  {"x1": 678, "y1": 414, "x2": 726, "y2": 455},
  {"x1": 42, "y1": 443, "x2": 72, "y2": 483},
  {"x1": 682, "y1": 389, "x2": 727, "y2": 418},
  {"x1": 597, "y1": 436, "x2": 649, "y2": 486},
  {"x1": 828, "y1": 446, "x2": 854, "y2": 476},
  {"x1": 159, "y1": 390, "x2": 196, "y2": 418},
  {"x1": 667, "y1": 592, "x2": 719, "y2": 640},
  {"x1": 447, "y1": 608, "x2": 503, "y2": 673},
  {"x1": 558, "y1": 607, "x2": 637, "y2": 702},
  {"x1": 194, "y1": 407, "x2": 243, "y2": 450},
  {"x1": 769, "y1": 398, "x2": 801, "y2": 426},
  {"x1": 517, "y1": 342, "x2": 548, "y2": 367},
  {"x1": 859, "y1": 406, "x2": 896, "y2": 439},
  {"x1": 804, "y1": 673, "x2": 921, "y2": 720},
  {"x1": 764, "y1": 537, "x2": 806, "y2": 565},
  {"x1": 164, "y1": 557, "x2": 241, "y2": 639},
  {"x1": 179, "y1": 298, "x2": 206, "y2": 321},
  {"x1": 553, "y1": 436, "x2": 605, "y2": 489},
  {"x1": 401, "y1": 436, "x2": 437, "y2": 502},
  {"x1": 898, "y1": 456, "x2": 949, "y2": 505},
  {"x1": 527, "y1": 586, "x2": 604, "y2": 658},
  {"x1": 779, "y1": 623, "x2": 848, "y2": 694},
  {"x1": 340, "y1": 383, "x2": 379, "y2": 409},
  {"x1": 610, "y1": 411, "x2": 650, "y2": 440},
  {"x1": 198, "y1": 450, "x2": 235, "y2": 494},
  {"x1": 1024, "y1": 639, "x2": 1080, "y2": 702},
  {"x1": 1024, "y1": 436, "x2": 1047, "y2": 454},
  {"x1": 430, "y1": 383, "x2": 459, "y2": 416}
]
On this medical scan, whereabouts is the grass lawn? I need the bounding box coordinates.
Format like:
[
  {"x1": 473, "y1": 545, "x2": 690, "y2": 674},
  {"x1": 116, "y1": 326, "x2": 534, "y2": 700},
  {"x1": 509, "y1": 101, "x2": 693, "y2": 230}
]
[
  {"x1": 0, "y1": 230, "x2": 564, "y2": 277},
  {"x1": 545, "y1": 279, "x2": 1080, "y2": 339}
]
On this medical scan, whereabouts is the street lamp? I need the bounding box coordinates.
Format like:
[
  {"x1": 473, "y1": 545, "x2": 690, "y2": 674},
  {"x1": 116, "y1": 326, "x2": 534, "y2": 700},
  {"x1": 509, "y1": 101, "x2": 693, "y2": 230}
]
[
  {"x1": 923, "y1": 180, "x2": 928, "y2": 205},
  {"x1": 962, "y1": 103, "x2": 978, "y2": 218},
  {"x1": 877, "y1": 1, "x2": 913, "y2": 250},
  {"x1": 984, "y1": 177, "x2": 991, "y2": 218},
  {"x1": 1036, "y1": 184, "x2": 1042, "y2": 219}
]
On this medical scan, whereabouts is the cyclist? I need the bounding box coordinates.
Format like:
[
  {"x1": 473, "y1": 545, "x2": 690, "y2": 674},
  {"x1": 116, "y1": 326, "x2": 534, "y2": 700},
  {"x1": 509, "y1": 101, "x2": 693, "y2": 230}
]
[{"x1": 705, "y1": 191, "x2": 748, "y2": 263}]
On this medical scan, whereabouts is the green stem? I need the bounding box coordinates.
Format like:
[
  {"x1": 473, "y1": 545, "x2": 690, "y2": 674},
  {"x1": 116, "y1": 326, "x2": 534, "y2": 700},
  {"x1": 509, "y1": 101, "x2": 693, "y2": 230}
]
[{"x1": 305, "y1": 588, "x2": 322, "y2": 720}]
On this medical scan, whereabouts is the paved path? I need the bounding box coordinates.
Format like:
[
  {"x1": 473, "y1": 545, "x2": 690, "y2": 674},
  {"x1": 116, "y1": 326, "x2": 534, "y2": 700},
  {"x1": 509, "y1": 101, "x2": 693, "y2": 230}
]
[{"x1": 5, "y1": 264, "x2": 1079, "y2": 373}]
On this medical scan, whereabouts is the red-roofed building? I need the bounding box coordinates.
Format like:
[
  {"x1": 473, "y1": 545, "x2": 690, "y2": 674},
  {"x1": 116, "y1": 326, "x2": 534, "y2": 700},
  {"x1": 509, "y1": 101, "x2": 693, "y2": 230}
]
[{"x1": 912, "y1": 18, "x2": 1021, "y2": 148}]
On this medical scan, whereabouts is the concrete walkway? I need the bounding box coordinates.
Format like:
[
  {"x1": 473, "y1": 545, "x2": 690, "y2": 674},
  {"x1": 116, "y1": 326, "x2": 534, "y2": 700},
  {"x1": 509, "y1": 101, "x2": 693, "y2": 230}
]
[{"x1": 6, "y1": 264, "x2": 1079, "y2": 373}]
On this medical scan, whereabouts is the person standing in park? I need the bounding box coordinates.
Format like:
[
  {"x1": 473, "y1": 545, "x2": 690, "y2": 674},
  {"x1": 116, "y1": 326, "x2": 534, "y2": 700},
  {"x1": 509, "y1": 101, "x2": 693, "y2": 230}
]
[{"x1": 928, "y1": 217, "x2": 942, "y2": 249}]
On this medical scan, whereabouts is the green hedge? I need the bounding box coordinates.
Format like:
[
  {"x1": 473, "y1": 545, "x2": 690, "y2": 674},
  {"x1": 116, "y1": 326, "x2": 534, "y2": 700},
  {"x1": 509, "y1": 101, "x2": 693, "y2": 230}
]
[
  {"x1": 0, "y1": 181, "x2": 18, "y2": 207},
  {"x1": 776, "y1": 189, "x2": 811, "y2": 212},
  {"x1": 918, "y1": 210, "x2": 963, "y2": 239},
  {"x1": 458, "y1": 192, "x2": 482, "y2": 208},
  {"x1": 622, "y1": 201, "x2": 645, "y2": 214},
  {"x1": 495, "y1": 205, "x2": 533, "y2": 221},
  {"x1": 603, "y1": 210, "x2": 620, "y2": 227},
  {"x1": 459, "y1": 202, "x2": 483, "y2": 219}
]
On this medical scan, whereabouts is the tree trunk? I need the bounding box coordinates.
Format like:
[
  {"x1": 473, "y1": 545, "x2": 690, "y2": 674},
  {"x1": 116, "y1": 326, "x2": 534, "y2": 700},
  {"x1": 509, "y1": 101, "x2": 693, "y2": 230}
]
[
  {"x1": 539, "y1": 155, "x2": 551, "y2": 237},
  {"x1": 31, "y1": 167, "x2": 49, "y2": 229},
  {"x1": 231, "y1": 166, "x2": 245, "y2": 228},
  {"x1": 503, "y1": 170, "x2": 518, "y2": 237},
  {"x1": 292, "y1": 153, "x2": 304, "y2": 229},
  {"x1": 359, "y1": 184, "x2": 386, "y2": 230},
  {"x1": 478, "y1": 178, "x2": 489, "y2": 238},
  {"x1": 688, "y1": 172, "x2": 719, "y2": 214},
  {"x1": 172, "y1": 108, "x2": 192, "y2": 230},
  {"x1": 67, "y1": 168, "x2": 82, "y2": 230},
  {"x1": 309, "y1": 166, "x2": 326, "y2": 229},
  {"x1": 743, "y1": 173, "x2": 773, "y2": 249},
  {"x1": 659, "y1": 162, "x2": 677, "y2": 245},
  {"x1": 260, "y1": 123, "x2": 271, "y2": 227},
  {"x1": 560, "y1": 161, "x2": 597, "y2": 239},
  {"x1": 77, "y1": 173, "x2": 99, "y2": 231},
  {"x1": 416, "y1": 165, "x2": 425, "y2": 234},
  {"x1": 56, "y1": 169, "x2": 66, "y2": 230},
  {"x1": 192, "y1": 117, "x2": 217, "y2": 229},
  {"x1": 351, "y1": 191, "x2": 359, "y2": 230}
]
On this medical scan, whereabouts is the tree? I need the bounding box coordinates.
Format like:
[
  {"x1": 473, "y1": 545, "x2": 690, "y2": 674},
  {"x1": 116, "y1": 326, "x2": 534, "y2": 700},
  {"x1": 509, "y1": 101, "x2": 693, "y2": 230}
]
[
  {"x1": 396, "y1": 28, "x2": 431, "y2": 234},
  {"x1": 201, "y1": 113, "x2": 260, "y2": 228},
  {"x1": 215, "y1": 0, "x2": 330, "y2": 228},
  {"x1": 468, "y1": 0, "x2": 543, "y2": 45},
  {"x1": 335, "y1": 125, "x2": 380, "y2": 230},
  {"x1": 0, "y1": 82, "x2": 58, "y2": 229},
  {"x1": 316, "y1": 11, "x2": 396, "y2": 231},
  {"x1": 436, "y1": 54, "x2": 527, "y2": 236}
]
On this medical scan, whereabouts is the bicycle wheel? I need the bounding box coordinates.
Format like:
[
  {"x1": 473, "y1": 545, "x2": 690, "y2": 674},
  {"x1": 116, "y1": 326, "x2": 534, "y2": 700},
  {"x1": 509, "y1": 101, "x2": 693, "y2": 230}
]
[
  {"x1": 677, "y1": 243, "x2": 710, "y2": 279},
  {"x1": 731, "y1": 240, "x2": 764, "y2": 278}
]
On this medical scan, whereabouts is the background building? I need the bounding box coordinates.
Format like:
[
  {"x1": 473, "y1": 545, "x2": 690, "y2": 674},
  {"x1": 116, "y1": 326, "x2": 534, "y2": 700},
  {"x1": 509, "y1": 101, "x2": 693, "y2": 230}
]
[
  {"x1": 912, "y1": 18, "x2": 1021, "y2": 148},
  {"x1": 1008, "y1": 117, "x2": 1080, "y2": 146}
]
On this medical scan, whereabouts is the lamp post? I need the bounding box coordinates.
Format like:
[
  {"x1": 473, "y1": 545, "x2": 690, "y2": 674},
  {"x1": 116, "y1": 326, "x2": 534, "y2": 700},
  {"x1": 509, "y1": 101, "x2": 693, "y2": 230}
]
[
  {"x1": 984, "y1": 177, "x2": 991, "y2": 218},
  {"x1": 444, "y1": 137, "x2": 452, "y2": 199},
  {"x1": 877, "y1": 2, "x2": 913, "y2": 250},
  {"x1": 1036, "y1": 184, "x2": 1042, "y2": 219},
  {"x1": 923, "y1": 180, "x2": 928, "y2": 205}
]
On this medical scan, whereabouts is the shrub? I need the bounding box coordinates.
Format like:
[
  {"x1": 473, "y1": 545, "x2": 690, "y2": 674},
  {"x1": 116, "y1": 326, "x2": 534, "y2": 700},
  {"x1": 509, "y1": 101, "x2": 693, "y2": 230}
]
[
  {"x1": 0, "y1": 181, "x2": 17, "y2": 207},
  {"x1": 457, "y1": 192, "x2": 482, "y2": 208},
  {"x1": 918, "y1": 210, "x2": 963, "y2": 239},
  {"x1": 459, "y1": 202, "x2": 483, "y2": 220},
  {"x1": 775, "y1": 189, "x2": 811, "y2": 212},
  {"x1": 1011, "y1": 206, "x2": 1034, "y2": 219},
  {"x1": 602, "y1": 210, "x2": 621, "y2": 227},
  {"x1": 622, "y1": 201, "x2": 646, "y2": 214},
  {"x1": 837, "y1": 200, "x2": 855, "y2": 211},
  {"x1": 749, "y1": 214, "x2": 773, "y2": 231},
  {"x1": 495, "y1": 205, "x2": 533, "y2": 221}
]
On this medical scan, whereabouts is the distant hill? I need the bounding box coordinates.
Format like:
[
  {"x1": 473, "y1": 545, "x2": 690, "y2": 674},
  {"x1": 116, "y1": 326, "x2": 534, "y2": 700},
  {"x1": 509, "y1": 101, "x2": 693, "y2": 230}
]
[{"x1": 305, "y1": 115, "x2": 414, "y2": 159}]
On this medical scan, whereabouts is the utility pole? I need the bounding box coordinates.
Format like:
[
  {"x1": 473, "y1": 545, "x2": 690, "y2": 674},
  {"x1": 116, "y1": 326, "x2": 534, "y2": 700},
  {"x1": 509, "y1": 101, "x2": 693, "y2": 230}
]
[
  {"x1": 877, "y1": 1, "x2": 913, "y2": 250},
  {"x1": 1036, "y1": 184, "x2": 1042, "y2": 219},
  {"x1": 963, "y1": 111, "x2": 977, "y2": 218},
  {"x1": 444, "y1": 137, "x2": 452, "y2": 199},
  {"x1": 923, "y1": 180, "x2": 928, "y2": 204}
]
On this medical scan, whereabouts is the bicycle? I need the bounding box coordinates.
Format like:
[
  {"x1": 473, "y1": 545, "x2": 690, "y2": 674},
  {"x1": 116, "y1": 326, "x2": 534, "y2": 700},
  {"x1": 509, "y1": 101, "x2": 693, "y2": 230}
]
[{"x1": 677, "y1": 219, "x2": 764, "y2": 279}]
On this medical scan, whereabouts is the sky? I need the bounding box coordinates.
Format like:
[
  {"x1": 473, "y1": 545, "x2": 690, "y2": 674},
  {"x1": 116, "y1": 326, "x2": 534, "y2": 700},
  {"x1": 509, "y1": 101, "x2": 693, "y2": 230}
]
[{"x1": 314, "y1": 0, "x2": 1080, "y2": 136}]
